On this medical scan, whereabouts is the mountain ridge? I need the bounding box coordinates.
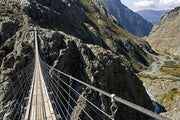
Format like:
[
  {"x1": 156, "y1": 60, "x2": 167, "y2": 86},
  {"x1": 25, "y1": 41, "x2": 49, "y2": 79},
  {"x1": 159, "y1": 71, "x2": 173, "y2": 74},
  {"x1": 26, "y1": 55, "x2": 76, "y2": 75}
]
[
  {"x1": 147, "y1": 7, "x2": 180, "y2": 56},
  {"x1": 137, "y1": 10, "x2": 170, "y2": 25},
  {"x1": 99, "y1": 0, "x2": 153, "y2": 37}
]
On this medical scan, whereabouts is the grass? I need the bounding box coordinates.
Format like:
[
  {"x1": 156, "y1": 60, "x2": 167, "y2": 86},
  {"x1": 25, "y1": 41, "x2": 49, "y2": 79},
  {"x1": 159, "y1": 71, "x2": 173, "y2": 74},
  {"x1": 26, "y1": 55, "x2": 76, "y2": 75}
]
[
  {"x1": 174, "y1": 56, "x2": 180, "y2": 61},
  {"x1": 160, "y1": 88, "x2": 180, "y2": 106},
  {"x1": 138, "y1": 73, "x2": 158, "y2": 80},
  {"x1": 160, "y1": 61, "x2": 180, "y2": 78},
  {"x1": 172, "y1": 78, "x2": 180, "y2": 82},
  {"x1": 162, "y1": 61, "x2": 179, "y2": 68},
  {"x1": 138, "y1": 73, "x2": 180, "y2": 82}
]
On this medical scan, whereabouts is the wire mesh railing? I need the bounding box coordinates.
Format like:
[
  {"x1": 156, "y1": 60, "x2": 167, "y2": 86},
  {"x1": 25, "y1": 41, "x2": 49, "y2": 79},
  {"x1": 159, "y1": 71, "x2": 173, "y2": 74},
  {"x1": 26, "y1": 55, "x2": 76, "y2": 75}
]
[
  {"x1": 40, "y1": 58, "x2": 114, "y2": 120},
  {"x1": 39, "y1": 56, "x2": 171, "y2": 120},
  {"x1": 0, "y1": 58, "x2": 35, "y2": 120}
]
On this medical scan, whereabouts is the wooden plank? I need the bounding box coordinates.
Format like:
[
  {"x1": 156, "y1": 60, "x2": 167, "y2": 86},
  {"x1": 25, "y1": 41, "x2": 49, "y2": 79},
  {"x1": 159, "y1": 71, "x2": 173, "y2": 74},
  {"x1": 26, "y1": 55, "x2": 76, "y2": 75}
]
[{"x1": 24, "y1": 28, "x2": 56, "y2": 120}]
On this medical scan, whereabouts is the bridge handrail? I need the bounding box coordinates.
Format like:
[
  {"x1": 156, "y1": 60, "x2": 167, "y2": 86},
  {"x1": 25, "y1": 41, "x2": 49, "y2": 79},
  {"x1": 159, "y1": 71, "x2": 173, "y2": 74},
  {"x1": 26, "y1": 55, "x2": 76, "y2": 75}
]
[{"x1": 39, "y1": 56, "x2": 170, "y2": 120}]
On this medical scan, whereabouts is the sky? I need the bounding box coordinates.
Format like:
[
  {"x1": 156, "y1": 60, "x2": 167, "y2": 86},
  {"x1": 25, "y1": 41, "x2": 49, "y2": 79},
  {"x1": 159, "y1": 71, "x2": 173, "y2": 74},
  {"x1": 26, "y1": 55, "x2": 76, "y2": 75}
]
[{"x1": 121, "y1": 0, "x2": 180, "y2": 11}]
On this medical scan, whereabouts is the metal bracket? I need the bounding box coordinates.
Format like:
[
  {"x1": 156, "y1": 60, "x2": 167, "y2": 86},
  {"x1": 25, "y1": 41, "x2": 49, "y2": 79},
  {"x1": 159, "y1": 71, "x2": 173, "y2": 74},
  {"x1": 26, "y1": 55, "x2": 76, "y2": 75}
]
[{"x1": 110, "y1": 94, "x2": 118, "y2": 120}]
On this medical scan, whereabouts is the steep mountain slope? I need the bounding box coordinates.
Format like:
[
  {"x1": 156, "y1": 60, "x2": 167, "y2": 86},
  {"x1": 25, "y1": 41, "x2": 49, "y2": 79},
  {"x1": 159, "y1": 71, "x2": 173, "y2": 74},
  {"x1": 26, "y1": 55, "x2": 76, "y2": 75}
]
[
  {"x1": 147, "y1": 7, "x2": 180, "y2": 56},
  {"x1": 0, "y1": 0, "x2": 155, "y2": 119},
  {"x1": 137, "y1": 10, "x2": 169, "y2": 25},
  {"x1": 22, "y1": 0, "x2": 155, "y2": 72},
  {"x1": 80, "y1": 0, "x2": 155, "y2": 72},
  {"x1": 99, "y1": 0, "x2": 153, "y2": 37}
]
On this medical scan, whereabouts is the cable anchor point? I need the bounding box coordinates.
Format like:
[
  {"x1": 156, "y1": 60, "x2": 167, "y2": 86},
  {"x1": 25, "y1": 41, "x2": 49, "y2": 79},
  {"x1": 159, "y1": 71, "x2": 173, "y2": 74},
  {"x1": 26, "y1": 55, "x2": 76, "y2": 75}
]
[
  {"x1": 110, "y1": 94, "x2": 118, "y2": 120},
  {"x1": 69, "y1": 76, "x2": 73, "y2": 86}
]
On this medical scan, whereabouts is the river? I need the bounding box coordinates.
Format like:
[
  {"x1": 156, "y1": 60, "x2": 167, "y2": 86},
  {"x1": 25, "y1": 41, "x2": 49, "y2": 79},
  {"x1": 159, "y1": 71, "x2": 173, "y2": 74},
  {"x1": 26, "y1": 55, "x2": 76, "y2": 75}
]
[
  {"x1": 140, "y1": 51, "x2": 174, "y2": 74},
  {"x1": 139, "y1": 51, "x2": 174, "y2": 115}
]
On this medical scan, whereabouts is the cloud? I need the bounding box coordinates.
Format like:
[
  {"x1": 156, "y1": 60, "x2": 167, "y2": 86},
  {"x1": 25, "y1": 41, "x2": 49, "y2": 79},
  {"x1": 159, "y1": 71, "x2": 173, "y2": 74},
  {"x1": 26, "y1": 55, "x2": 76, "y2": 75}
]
[
  {"x1": 158, "y1": 0, "x2": 180, "y2": 10},
  {"x1": 132, "y1": 0, "x2": 156, "y2": 11},
  {"x1": 126, "y1": 0, "x2": 180, "y2": 11},
  {"x1": 134, "y1": 0, "x2": 155, "y2": 8}
]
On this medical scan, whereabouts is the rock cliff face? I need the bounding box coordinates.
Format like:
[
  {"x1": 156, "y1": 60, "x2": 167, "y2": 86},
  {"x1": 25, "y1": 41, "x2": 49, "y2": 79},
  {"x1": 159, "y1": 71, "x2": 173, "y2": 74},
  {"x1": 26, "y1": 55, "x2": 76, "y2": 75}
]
[
  {"x1": 81, "y1": 0, "x2": 155, "y2": 72},
  {"x1": 147, "y1": 7, "x2": 180, "y2": 56},
  {"x1": 99, "y1": 0, "x2": 153, "y2": 37},
  {"x1": 0, "y1": 0, "x2": 154, "y2": 119}
]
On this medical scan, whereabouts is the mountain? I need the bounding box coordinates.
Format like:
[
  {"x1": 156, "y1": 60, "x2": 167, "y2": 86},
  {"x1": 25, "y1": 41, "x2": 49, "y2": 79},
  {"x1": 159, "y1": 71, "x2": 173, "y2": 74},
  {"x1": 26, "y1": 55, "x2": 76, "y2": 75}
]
[
  {"x1": 147, "y1": 7, "x2": 180, "y2": 56},
  {"x1": 0, "y1": 0, "x2": 155, "y2": 119},
  {"x1": 137, "y1": 10, "x2": 170, "y2": 25},
  {"x1": 99, "y1": 0, "x2": 153, "y2": 37}
]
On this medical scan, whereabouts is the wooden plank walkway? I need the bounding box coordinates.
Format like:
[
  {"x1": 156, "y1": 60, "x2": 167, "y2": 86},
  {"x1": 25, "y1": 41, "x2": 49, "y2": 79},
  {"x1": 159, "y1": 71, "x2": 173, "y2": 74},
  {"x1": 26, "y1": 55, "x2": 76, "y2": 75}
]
[{"x1": 24, "y1": 28, "x2": 56, "y2": 120}]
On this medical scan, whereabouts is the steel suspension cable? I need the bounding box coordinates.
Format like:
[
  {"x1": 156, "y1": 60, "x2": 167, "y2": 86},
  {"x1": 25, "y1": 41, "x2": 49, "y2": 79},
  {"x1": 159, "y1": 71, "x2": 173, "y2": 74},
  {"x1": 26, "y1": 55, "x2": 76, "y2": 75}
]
[
  {"x1": 40, "y1": 62, "x2": 100, "y2": 120},
  {"x1": 41, "y1": 64, "x2": 83, "y2": 120},
  {"x1": 0, "y1": 67, "x2": 34, "y2": 120},
  {"x1": 14, "y1": 72, "x2": 33, "y2": 120},
  {"x1": 44, "y1": 76, "x2": 75, "y2": 120},
  {"x1": 43, "y1": 78, "x2": 64, "y2": 120},
  {"x1": 40, "y1": 61, "x2": 112, "y2": 119},
  {"x1": 0, "y1": 56, "x2": 34, "y2": 119},
  {"x1": 39, "y1": 54, "x2": 170, "y2": 120},
  {"x1": 0, "y1": 67, "x2": 34, "y2": 111},
  {"x1": 11, "y1": 70, "x2": 34, "y2": 118},
  {"x1": 44, "y1": 65, "x2": 111, "y2": 119},
  {"x1": 42, "y1": 70, "x2": 70, "y2": 120}
]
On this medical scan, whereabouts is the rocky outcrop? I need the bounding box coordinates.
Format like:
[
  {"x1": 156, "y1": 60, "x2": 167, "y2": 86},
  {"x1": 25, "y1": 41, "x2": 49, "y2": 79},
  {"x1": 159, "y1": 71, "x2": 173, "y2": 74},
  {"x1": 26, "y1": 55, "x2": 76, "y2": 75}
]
[
  {"x1": 0, "y1": 29, "x2": 34, "y2": 80},
  {"x1": 0, "y1": 18, "x2": 18, "y2": 46},
  {"x1": 0, "y1": 0, "x2": 24, "y2": 46},
  {"x1": 147, "y1": 7, "x2": 180, "y2": 56},
  {"x1": 0, "y1": 29, "x2": 34, "y2": 119}
]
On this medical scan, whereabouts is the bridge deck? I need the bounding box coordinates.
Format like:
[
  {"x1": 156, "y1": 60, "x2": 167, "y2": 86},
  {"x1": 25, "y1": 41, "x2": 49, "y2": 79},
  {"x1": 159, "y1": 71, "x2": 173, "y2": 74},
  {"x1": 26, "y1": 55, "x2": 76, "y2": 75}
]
[
  {"x1": 29, "y1": 60, "x2": 56, "y2": 120},
  {"x1": 24, "y1": 28, "x2": 56, "y2": 120}
]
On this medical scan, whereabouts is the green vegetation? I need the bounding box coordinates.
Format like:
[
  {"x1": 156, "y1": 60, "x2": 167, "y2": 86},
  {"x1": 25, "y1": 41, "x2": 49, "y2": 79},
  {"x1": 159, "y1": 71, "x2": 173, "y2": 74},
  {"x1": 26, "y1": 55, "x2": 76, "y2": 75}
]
[
  {"x1": 138, "y1": 73, "x2": 158, "y2": 80},
  {"x1": 160, "y1": 61, "x2": 180, "y2": 78},
  {"x1": 138, "y1": 73, "x2": 180, "y2": 82},
  {"x1": 172, "y1": 78, "x2": 180, "y2": 82},
  {"x1": 160, "y1": 88, "x2": 180, "y2": 106},
  {"x1": 174, "y1": 56, "x2": 180, "y2": 61},
  {"x1": 162, "y1": 61, "x2": 179, "y2": 68}
]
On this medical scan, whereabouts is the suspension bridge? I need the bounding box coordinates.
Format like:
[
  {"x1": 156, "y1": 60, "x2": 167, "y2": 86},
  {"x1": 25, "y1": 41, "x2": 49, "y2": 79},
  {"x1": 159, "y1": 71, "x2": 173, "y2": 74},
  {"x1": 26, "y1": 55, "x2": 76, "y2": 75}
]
[{"x1": 0, "y1": 27, "x2": 171, "y2": 120}]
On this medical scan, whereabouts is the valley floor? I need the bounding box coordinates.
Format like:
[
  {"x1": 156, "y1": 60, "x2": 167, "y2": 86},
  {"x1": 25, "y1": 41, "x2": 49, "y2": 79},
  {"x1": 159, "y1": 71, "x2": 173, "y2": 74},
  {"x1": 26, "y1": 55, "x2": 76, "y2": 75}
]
[{"x1": 138, "y1": 53, "x2": 180, "y2": 120}]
